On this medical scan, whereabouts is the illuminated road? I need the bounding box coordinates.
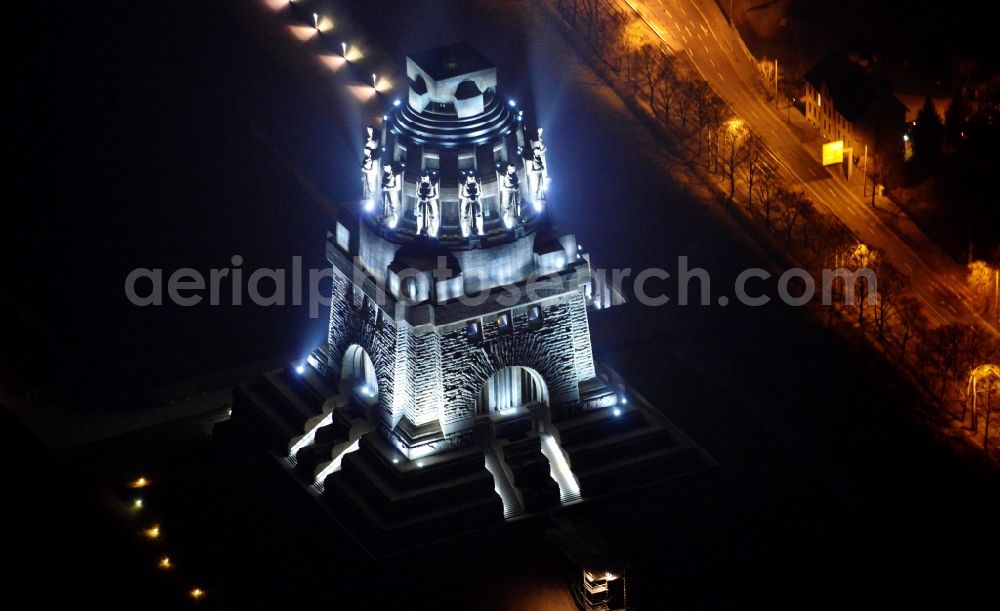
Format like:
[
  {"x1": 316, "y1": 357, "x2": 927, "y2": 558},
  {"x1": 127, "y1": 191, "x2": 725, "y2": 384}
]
[{"x1": 618, "y1": 0, "x2": 996, "y2": 333}]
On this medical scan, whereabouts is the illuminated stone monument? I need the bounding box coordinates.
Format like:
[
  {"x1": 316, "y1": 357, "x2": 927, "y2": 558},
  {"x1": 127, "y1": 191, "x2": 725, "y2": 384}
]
[{"x1": 227, "y1": 43, "x2": 711, "y2": 553}]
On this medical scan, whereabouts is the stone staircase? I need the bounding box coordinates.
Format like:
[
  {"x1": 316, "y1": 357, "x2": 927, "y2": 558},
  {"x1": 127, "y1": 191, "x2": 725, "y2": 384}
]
[
  {"x1": 483, "y1": 446, "x2": 525, "y2": 519},
  {"x1": 225, "y1": 362, "x2": 333, "y2": 449},
  {"x1": 496, "y1": 433, "x2": 561, "y2": 512},
  {"x1": 492, "y1": 410, "x2": 561, "y2": 512},
  {"x1": 220, "y1": 360, "x2": 712, "y2": 556},
  {"x1": 551, "y1": 395, "x2": 710, "y2": 498},
  {"x1": 540, "y1": 432, "x2": 583, "y2": 504},
  {"x1": 320, "y1": 432, "x2": 504, "y2": 553},
  {"x1": 280, "y1": 385, "x2": 377, "y2": 486}
]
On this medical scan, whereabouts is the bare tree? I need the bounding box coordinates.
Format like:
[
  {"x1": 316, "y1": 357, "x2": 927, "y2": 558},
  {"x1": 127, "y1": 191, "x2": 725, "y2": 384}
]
[
  {"x1": 743, "y1": 133, "x2": 767, "y2": 211},
  {"x1": 813, "y1": 219, "x2": 851, "y2": 268},
  {"x1": 653, "y1": 54, "x2": 680, "y2": 125},
  {"x1": 692, "y1": 80, "x2": 723, "y2": 159},
  {"x1": 575, "y1": 0, "x2": 622, "y2": 68},
  {"x1": 582, "y1": 0, "x2": 602, "y2": 50},
  {"x1": 797, "y1": 195, "x2": 818, "y2": 251},
  {"x1": 673, "y1": 78, "x2": 700, "y2": 133},
  {"x1": 966, "y1": 260, "x2": 994, "y2": 315},
  {"x1": 925, "y1": 324, "x2": 993, "y2": 410},
  {"x1": 617, "y1": 17, "x2": 648, "y2": 84},
  {"x1": 961, "y1": 332, "x2": 997, "y2": 425},
  {"x1": 718, "y1": 121, "x2": 750, "y2": 202},
  {"x1": 924, "y1": 324, "x2": 965, "y2": 405},
  {"x1": 872, "y1": 261, "x2": 909, "y2": 342},
  {"x1": 756, "y1": 59, "x2": 777, "y2": 97},
  {"x1": 636, "y1": 44, "x2": 674, "y2": 122},
  {"x1": 774, "y1": 188, "x2": 812, "y2": 249},
  {"x1": 847, "y1": 244, "x2": 878, "y2": 331},
  {"x1": 895, "y1": 296, "x2": 924, "y2": 361},
  {"x1": 810, "y1": 222, "x2": 854, "y2": 324},
  {"x1": 753, "y1": 163, "x2": 782, "y2": 228}
]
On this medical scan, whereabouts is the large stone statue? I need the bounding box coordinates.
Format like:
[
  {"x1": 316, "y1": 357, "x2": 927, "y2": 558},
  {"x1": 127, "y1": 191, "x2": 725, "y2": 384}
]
[
  {"x1": 460, "y1": 174, "x2": 485, "y2": 237},
  {"x1": 526, "y1": 128, "x2": 548, "y2": 211},
  {"x1": 361, "y1": 126, "x2": 381, "y2": 209},
  {"x1": 361, "y1": 147, "x2": 379, "y2": 202},
  {"x1": 363, "y1": 126, "x2": 379, "y2": 155},
  {"x1": 381, "y1": 164, "x2": 402, "y2": 229},
  {"x1": 498, "y1": 163, "x2": 521, "y2": 229},
  {"x1": 415, "y1": 172, "x2": 440, "y2": 238}
]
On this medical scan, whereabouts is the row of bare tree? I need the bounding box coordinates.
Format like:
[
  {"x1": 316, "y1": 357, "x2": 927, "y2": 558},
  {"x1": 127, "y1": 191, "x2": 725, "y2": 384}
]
[{"x1": 548, "y1": 0, "x2": 999, "y2": 458}]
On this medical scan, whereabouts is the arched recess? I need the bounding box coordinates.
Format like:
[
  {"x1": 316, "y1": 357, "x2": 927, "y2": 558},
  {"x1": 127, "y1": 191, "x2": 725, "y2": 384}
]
[
  {"x1": 341, "y1": 344, "x2": 378, "y2": 405},
  {"x1": 446, "y1": 332, "x2": 575, "y2": 424},
  {"x1": 477, "y1": 366, "x2": 549, "y2": 415}
]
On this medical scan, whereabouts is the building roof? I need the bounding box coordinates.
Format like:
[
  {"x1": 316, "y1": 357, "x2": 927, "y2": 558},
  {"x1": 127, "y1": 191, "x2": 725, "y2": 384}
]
[
  {"x1": 409, "y1": 42, "x2": 494, "y2": 81},
  {"x1": 805, "y1": 54, "x2": 902, "y2": 122}
]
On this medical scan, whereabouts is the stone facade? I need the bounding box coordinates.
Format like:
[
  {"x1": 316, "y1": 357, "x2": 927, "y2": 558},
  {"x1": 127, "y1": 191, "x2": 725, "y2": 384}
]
[
  {"x1": 326, "y1": 270, "x2": 397, "y2": 426},
  {"x1": 437, "y1": 291, "x2": 592, "y2": 427},
  {"x1": 326, "y1": 252, "x2": 596, "y2": 456}
]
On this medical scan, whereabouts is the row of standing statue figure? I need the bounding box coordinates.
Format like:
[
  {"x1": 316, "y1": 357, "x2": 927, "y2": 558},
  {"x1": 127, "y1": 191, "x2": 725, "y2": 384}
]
[{"x1": 361, "y1": 126, "x2": 549, "y2": 239}]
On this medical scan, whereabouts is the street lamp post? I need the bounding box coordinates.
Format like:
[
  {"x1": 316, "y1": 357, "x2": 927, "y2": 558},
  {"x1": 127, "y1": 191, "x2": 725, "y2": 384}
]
[
  {"x1": 774, "y1": 59, "x2": 779, "y2": 109},
  {"x1": 862, "y1": 145, "x2": 868, "y2": 197}
]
